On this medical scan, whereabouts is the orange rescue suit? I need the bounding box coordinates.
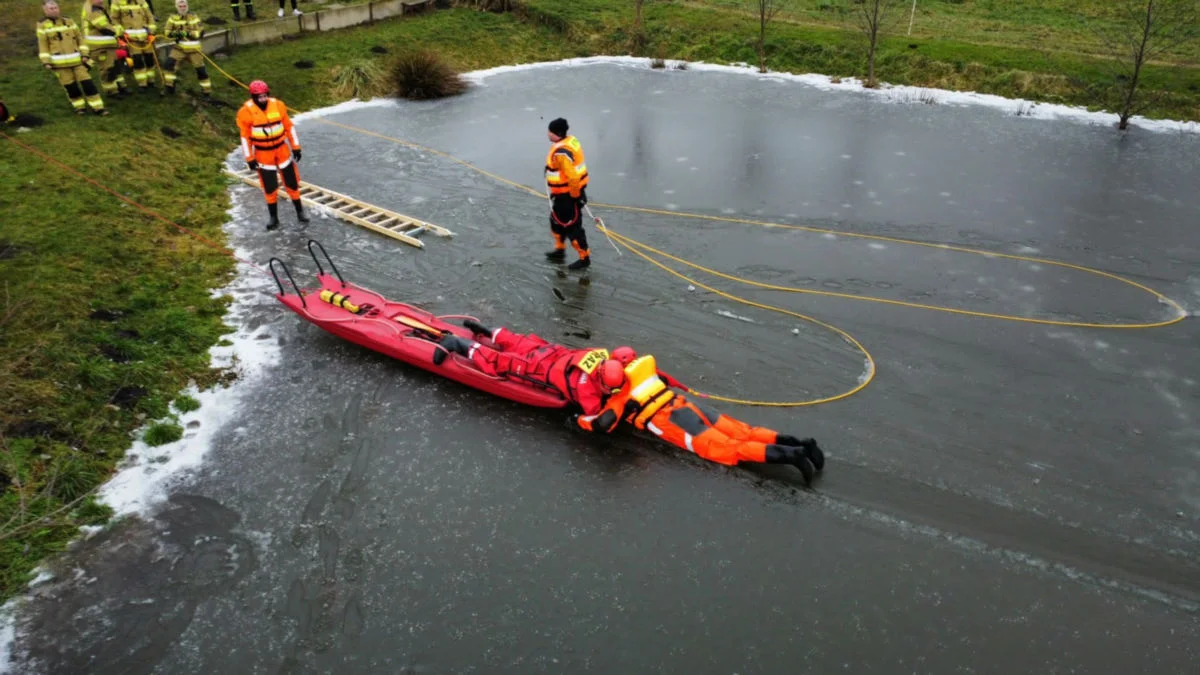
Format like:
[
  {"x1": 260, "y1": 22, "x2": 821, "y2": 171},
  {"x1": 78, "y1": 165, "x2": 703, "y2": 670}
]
[
  {"x1": 236, "y1": 96, "x2": 301, "y2": 203},
  {"x1": 575, "y1": 355, "x2": 780, "y2": 465}
]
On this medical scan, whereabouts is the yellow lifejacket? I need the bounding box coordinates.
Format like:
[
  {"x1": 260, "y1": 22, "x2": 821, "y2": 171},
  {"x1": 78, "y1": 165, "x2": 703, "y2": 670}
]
[{"x1": 623, "y1": 355, "x2": 675, "y2": 427}]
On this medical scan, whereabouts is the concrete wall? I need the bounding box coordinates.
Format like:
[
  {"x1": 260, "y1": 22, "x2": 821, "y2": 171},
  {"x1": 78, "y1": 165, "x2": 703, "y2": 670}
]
[
  {"x1": 160, "y1": 0, "x2": 435, "y2": 59},
  {"x1": 303, "y1": 5, "x2": 372, "y2": 32}
]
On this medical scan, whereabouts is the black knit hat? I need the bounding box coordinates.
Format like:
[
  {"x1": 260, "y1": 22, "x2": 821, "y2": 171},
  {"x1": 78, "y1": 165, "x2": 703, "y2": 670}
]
[{"x1": 548, "y1": 117, "x2": 569, "y2": 137}]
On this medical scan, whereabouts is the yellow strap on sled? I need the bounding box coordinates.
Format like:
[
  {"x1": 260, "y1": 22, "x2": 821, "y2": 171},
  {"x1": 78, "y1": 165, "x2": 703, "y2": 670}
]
[{"x1": 320, "y1": 290, "x2": 363, "y2": 314}]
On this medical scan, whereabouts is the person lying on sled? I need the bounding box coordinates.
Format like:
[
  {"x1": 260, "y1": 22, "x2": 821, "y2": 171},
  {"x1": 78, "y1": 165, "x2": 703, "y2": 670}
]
[
  {"x1": 431, "y1": 319, "x2": 686, "y2": 416},
  {"x1": 572, "y1": 354, "x2": 825, "y2": 485}
]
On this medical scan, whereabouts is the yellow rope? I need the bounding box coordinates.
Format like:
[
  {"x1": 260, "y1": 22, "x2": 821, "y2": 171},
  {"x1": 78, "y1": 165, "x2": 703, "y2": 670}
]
[{"x1": 205, "y1": 53, "x2": 1188, "y2": 407}]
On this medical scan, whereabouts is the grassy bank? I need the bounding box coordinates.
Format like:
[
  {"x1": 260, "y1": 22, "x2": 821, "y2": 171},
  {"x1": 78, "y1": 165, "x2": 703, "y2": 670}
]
[
  {"x1": 0, "y1": 8, "x2": 574, "y2": 601},
  {"x1": 522, "y1": 0, "x2": 1200, "y2": 122},
  {"x1": 1, "y1": 0, "x2": 1198, "y2": 602}
]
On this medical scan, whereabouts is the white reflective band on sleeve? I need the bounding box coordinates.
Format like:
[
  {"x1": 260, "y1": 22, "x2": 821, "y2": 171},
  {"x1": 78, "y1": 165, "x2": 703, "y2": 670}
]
[{"x1": 646, "y1": 421, "x2": 664, "y2": 437}]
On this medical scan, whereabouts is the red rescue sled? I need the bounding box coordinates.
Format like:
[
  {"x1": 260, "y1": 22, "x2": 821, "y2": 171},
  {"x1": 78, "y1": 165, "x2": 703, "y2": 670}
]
[{"x1": 269, "y1": 240, "x2": 569, "y2": 409}]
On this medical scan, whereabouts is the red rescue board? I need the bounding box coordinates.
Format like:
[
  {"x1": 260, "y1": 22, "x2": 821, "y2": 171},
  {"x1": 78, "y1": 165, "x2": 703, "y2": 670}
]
[{"x1": 275, "y1": 273, "x2": 570, "y2": 409}]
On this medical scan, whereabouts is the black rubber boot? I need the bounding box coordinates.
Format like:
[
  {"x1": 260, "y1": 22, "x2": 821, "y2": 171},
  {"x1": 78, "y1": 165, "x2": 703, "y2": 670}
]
[
  {"x1": 567, "y1": 257, "x2": 591, "y2": 271},
  {"x1": 765, "y1": 444, "x2": 815, "y2": 486},
  {"x1": 776, "y1": 435, "x2": 824, "y2": 472},
  {"x1": 545, "y1": 248, "x2": 566, "y2": 263},
  {"x1": 432, "y1": 334, "x2": 473, "y2": 365},
  {"x1": 265, "y1": 202, "x2": 280, "y2": 230},
  {"x1": 462, "y1": 319, "x2": 492, "y2": 338},
  {"x1": 293, "y1": 199, "x2": 309, "y2": 223}
]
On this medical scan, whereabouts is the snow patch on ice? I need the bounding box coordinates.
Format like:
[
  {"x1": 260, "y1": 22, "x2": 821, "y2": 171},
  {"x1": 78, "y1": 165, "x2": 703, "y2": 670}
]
[
  {"x1": 290, "y1": 95, "x2": 397, "y2": 122},
  {"x1": 0, "y1": 608, "x2": 14, "y2": 675},
  {"x1": 28, "y1": 571, "x2": 53, "y2": 587},
  {"x1": 822, "y1": 233, "x2": 837, "y2": 240},
  {"x1": 857, "y1": 359, "x2": 874, "y2": 386},
  {"x1": 98, "y1": 198, "x2": 283, "y2": 519},
  {"x1": 716, "y1": 309, "x2": 755, "y2": 323},
  {"x1": 868, "y1": 243, "x2": 886, "y2": 250},
  {"x1": 1016, "y1": 245, "x2": 1040, "y2": 254}
]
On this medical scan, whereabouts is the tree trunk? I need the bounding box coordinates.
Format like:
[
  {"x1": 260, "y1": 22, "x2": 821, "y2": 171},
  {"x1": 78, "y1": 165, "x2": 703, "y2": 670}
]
[
  {"x1": 867, "y1": 38, "x2": 877, "y2": 87},
  {"x1": 634, "y1": 0, "x2": 643, "y2": 32},
  {"x1": 759, "y1": 10, "x2": 767, "y2": 72},
  {"x1": 1119, "y1": 0, "x2": 1155, "y2": 131}
]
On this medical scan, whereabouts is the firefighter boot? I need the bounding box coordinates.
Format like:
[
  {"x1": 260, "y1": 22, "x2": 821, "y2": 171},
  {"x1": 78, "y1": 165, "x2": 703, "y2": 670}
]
[{"x1": 293, "y1": 199, "x2": 309, "y2": 223}]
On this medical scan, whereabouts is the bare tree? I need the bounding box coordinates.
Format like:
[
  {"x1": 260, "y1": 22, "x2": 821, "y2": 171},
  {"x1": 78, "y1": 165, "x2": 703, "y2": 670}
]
[
  {"x1": 853, "y1": 0, "x2": 901, "y2": 88},
  {"x1": 750, "y1": 0, "x2": 788, "y2": 74},
  {"x1": 1087, "y1": 0, "x2": 1199, "y2": 130},
  {"x1": 630, "y1": 0, "x2": 649, "y2": 54}
]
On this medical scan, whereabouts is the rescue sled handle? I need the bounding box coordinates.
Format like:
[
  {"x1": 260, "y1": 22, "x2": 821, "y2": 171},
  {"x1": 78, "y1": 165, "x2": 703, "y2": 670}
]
[
  {"x1": 306, "y1": 239, "x2": 346, "y2": 286},
  {"x1": 268, "y1": 257, "x2": 306, "y2": 308}
]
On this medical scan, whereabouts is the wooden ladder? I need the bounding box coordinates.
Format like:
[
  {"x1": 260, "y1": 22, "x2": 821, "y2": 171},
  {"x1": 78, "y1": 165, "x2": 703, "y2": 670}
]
[{"x1": 225, "y1": 168, "x2": 455, "y2": 248}]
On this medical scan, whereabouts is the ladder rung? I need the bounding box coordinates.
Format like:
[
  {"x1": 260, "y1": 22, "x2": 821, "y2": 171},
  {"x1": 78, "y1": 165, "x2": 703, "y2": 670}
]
[{"x1": 224, "y1": 167, "x2": 452, "y2": 248}]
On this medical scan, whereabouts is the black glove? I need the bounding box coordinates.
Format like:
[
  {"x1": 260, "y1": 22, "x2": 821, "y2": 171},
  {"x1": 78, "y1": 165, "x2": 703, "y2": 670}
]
[
  {"x1": 565, "y1": 414, "x2": 581, "y2": 431},
  {"x1": 293, "y1": 148, "x2": 302, "y2": 163},
  {"x1": 246, "y1": 159, "x2": 258, "y2": 171},
  {"x1": 620, "y1": 398, "x2": 641, "y2": 420}
]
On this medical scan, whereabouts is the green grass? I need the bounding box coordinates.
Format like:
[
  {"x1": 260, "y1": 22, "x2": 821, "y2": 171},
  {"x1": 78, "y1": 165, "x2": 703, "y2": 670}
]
[
  {"x1": 143, "y1": 421, "x2": 184, "y2": 446},
  {"x1": 694, "y1": 0, "x2": 1200, "y2": 65},
  {"x1": 524, "y1": 0, "x2": 1200, "y2": 121},
  {"x1": 0, "y1": 0, "x2": 1198, "y2": 602},
  {"x1": 174, "y1": 394, "x2": 202, "y2": 413}
]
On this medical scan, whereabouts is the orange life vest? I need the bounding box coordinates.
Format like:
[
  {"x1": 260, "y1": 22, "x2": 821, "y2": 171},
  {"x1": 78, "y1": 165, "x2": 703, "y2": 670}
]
[
  {"x1": 544, "y1": 136, "x2": 589, "y2": 196},
  {"x1": 237, "y1": 97, "x2": 299, "y2": 157}
]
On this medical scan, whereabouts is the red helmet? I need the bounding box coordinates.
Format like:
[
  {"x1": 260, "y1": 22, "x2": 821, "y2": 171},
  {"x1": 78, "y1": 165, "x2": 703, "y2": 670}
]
[
  {"x1": 599, "y1": 359, "x2": 626, "y2": 390},
  {"x1": 611, "y1": 346, "x2": 637, "y2": 366},
  {"x1": 248, "y1": 80, "x2": 269, "y2": 96}
]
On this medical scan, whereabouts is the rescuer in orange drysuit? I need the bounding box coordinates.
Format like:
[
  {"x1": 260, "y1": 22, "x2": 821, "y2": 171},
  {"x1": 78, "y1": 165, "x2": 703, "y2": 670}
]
[
  {"x1": 236, "y1": 79, "x2": 309, "y2": 230},
  {"x1": 573, "y1": 352, "x2": 825, "y2": 485},
  {"x1": 544, "y1": 117, "x2": 591, "y2": 270}
]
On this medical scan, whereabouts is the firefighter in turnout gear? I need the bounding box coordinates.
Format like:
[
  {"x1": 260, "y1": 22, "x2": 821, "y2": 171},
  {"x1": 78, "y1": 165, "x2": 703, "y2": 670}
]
[
  {"x1": 109, "y1": 0, "x2": 157, "y2": 92},
  {"x1": 544, "y1": 117, "x2": 592, "y2": 270},
  {"x1": 80, "y1": 0, "x2": 131, "y2": 98},
  {"x1": 236, "y1": 80, "x2": 309, "y2": 230},
  {"x1": 162, "y1": 0, "x2": 210, "y2": 96},
  {"x1": 573, "y1": 354, "x2": 825, "y2": 485},
  {"x1": 37, "y1": 0, "x2": 107, "y2": 115}
]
